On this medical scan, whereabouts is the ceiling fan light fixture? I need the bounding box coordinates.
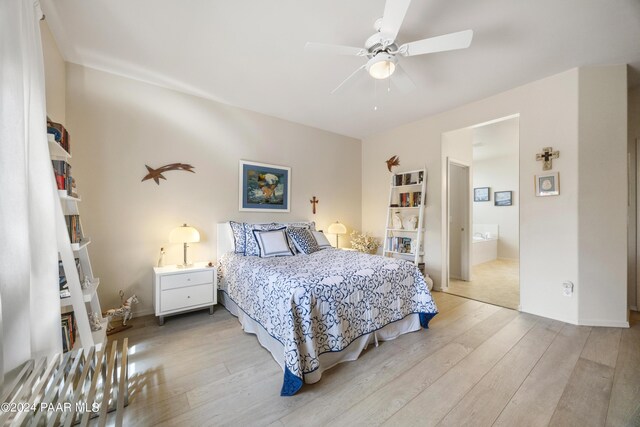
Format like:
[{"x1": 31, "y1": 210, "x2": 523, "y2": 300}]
[{"x1": 367, "y1": 53, "x2": 396, "y2": 79}]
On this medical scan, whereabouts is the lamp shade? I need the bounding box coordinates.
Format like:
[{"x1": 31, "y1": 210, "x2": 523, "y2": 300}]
[
  {"x1": 327, "y1": 221, "x2": 347, "y2": 235},
  {"x1": 169, "y1": 224, "x2": 200, "y2": 244}
]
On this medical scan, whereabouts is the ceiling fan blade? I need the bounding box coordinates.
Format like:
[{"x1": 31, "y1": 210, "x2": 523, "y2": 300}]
[
  {"x1": 379, "y1": 0, "x2": 412, "y2": 43},
  {"x1": 399, "y1": 29, "x2": 473, "y2": 57},
  {"x1": 391, "y1": 64, "x2": 416, "y2": 93},
  {"x1": 305, "y1": 42, "x2": 367, "y2": 57},
  {"x1": 331, "y1": 65, "x2": 367, "y2": 94}
]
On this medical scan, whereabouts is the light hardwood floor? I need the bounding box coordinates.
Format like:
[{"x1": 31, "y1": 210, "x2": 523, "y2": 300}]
[
  {"x1": 447, "y1": 259, "x2": 520, "y2": 309},
  {"x1": 108, "y1": 292, "x2": 640, "y2": 426}
]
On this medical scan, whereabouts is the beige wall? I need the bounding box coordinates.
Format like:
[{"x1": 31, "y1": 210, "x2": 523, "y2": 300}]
[
  {"x1": 65, "y1": 64, "x2": 362, "y2": 315},
  {"x1": 363, "y1": 69, "x2": 581, "y2": 324},
  {"x1": 630, "y1": 87, "x2": 640, "y2": 311},
  {"x1": 40, "y1": 21, "x2": 65, "y2": 124},
  {"x1": 363, "y1": 65, "x2": 629, "y2": 326},
  {"x1": 577, "y1": 66, "x2": 628, "y2": 326}
]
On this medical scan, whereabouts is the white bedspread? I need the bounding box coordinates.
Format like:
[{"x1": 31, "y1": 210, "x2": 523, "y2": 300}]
[{"x1": 218, "y1": 248, "x2": 438, "y2": 395}]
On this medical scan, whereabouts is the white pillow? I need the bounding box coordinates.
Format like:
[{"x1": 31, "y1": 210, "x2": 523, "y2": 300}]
[
  {"x1": 252, "y1": 229, "x2": 294, "y2": 258},
  {"x1": 312, "y1": 230, "x2": 333, "y2": 249}
]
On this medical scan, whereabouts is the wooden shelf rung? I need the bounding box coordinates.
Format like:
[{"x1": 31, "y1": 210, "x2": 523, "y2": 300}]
[
  {"x1": 97, "y1": 341, "x2": 118, "y2": 427},
  {"x1": 115, "y1": 338, "x2": 129, "y2": 427}
]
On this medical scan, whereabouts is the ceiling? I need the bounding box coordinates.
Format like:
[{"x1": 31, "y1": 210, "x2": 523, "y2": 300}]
[
  {"x1": 42, "y1": 0, "x2": 640, "y2": 139},
  {"x1": 472, "y1": 117, "x2": 519, "y2": 162}
]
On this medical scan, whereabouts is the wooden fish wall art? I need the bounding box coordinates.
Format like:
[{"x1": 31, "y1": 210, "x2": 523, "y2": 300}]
[{"x1": 142, "y1": 163, "x2": 195, "y2": 185}]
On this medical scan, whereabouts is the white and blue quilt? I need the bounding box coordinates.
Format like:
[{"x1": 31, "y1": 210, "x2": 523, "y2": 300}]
[{"x1": 218, "y1": 249, "x2": 438, "y2": 395}]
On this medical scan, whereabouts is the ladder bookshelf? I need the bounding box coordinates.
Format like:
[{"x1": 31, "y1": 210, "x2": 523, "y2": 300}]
[
  {"x1": 48, "y1": 126, "x2": 107, "y2": 353},
  {"x1": 383, "y1": 168, "x2": 427, "y2": 266}
]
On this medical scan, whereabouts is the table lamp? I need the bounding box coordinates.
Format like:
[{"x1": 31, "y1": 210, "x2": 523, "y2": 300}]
[
  {"x1": 327, "y1": 221, "x2": 347, "y2": 248},
  {"x1": 169, "y1": 224, "x2": 200, "y2": 267}
]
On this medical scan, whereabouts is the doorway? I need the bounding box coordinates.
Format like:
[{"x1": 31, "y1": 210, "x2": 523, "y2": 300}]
[{"x1": 442, "y1": 116, "x2": 520, "y2": 310}]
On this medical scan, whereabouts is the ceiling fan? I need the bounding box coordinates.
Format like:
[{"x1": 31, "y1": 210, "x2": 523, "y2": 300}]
[{"x1": 305, "y1": 0, "x2": 473, "y2": 94}]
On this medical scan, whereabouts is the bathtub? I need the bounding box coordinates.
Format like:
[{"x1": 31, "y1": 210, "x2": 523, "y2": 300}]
[{"x1": 472, "y1": 225, "x2": 499, "y2": 266}]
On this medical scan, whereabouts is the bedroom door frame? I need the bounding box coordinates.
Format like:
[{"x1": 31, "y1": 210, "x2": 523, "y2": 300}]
[{"x1": 443, "y1": 157, "x2": 472, "y2": 290}]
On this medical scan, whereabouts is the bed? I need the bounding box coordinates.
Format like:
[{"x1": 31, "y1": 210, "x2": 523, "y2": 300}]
[{"x1": 216, "y1": 222, "x2": 438, "y2": 396}]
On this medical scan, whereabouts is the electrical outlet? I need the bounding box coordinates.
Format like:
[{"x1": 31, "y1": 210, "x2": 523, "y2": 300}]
[{"x1": 562, "y1": 281, "x2": 574, "y2": 297}]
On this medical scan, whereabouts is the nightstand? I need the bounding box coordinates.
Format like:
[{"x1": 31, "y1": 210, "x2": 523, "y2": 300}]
[{"x1": 152, "y1": 262, "x2": 217, "y2": 325}]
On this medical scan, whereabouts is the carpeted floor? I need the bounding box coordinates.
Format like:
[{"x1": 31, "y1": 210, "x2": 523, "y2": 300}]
[{"x1": 446, "y1": 258, "x2": 519, "y2": 309}]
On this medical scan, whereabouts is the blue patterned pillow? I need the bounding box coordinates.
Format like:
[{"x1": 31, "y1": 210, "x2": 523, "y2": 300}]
[
  {"x1": 229, "y1": 221, "x2": 246, "y2": 254},
  {"x1": 245, "y1": 223, "x2": 283, "y2": 256},
  {"x1": 280, "y1": 222, "x2": 316, "y2": 254},
  {"x1": 287, "y1": 227, "x2": 320, "y2": 255}
]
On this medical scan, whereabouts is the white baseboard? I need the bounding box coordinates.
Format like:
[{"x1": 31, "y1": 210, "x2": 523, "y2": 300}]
[
  {"x1": 577, "y1": 319, "x2": 630, "y2": 328},
  {"x1": 630, "y1": 305, "x2": 638, "y2": 312},
  {"x1": 519, "y1": 307, "x2": 578, "y2": 326}
]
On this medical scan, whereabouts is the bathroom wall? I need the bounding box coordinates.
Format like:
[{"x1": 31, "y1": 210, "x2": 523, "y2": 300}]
[{"x1": 472, "y1": 118, "x2": 520, "y2": 260}]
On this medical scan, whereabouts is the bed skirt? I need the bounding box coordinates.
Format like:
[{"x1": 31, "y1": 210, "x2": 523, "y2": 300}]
[{"x1": 220, "y1": 291, "x2": 429, "y2": 395}]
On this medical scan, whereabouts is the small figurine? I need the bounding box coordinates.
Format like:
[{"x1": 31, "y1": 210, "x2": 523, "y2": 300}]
[
  {"x1": 105, "y1": 290, "x2": 139, "y2": 332},
  {"x1": 81, "y1": 277, "x2": 91, "y2": 290},
  {"x1": 409, "y1": 216, "x2": 418, "y2": 230},
  {"x1": 89, "y1": 312, "x2": 102, "y2": 331},
  {"x1": 392, "y1": 212, "x2": 403, "y2": 230},
  {"x1": 157, "y1": 247, "x2": 166, "y2": 267}
]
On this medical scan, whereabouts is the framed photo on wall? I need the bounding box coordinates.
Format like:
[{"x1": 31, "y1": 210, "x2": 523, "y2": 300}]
[
  {"x1": 535, "y1": 172, "x2": 560, "y2": 196},
  {"x1": 474, "y1": 187, "x2": 490, "y2": 202},
  {"x1": 494, "y1": 191, "x2": 513, "y2": 206},
  {"x1": 239, "y1": 160, "x2": 291, "y2": 212}
]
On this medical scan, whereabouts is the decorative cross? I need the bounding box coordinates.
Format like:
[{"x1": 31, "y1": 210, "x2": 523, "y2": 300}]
[
  {"x1": 310, "y1": 196, "x2": 319, "y2": 214},
  {"x1": 536, "y1": 147, "x2": 559, "y2": 171}
]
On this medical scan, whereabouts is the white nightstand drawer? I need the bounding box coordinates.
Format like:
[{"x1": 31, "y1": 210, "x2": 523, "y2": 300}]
[
  {"x1": 160, "y1": 270, "x2": 213, "y2": 291},
  {"x1": 160, "y1": 283, "x2": 213, "y2": 312}
]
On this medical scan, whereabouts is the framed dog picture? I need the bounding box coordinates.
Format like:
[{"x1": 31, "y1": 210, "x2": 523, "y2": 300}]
[{"x1": 239, "y1": 160, "x2": 291, "y2": 212}]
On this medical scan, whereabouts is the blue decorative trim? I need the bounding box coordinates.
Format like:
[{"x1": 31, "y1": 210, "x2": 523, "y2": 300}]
[
  {"x1": 281, "y1": 367, "x2": 303, "y2": 396},
  {"x1": 420, "y1": 312, "x2": 438, "y2": 328}
]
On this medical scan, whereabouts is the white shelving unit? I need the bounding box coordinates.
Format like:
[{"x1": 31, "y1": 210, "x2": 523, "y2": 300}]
[
  {"x1": 49, "y1": 133, "x2": 106, "y2": 352},
  {"x1": 383, "y1": 168, "x2": 427, "y2": 266}
]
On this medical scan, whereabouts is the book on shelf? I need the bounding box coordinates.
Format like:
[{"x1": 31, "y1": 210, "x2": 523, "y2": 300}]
[
  {"x1": 394, "y1": 171, "x2": 424, "y2": 186},
  {"x1": 61, "y1": 311, "x2": 76, "y2": 352},
  {"x1": 59, "y1": 260, "x2": 69, "y2": 298},
  {"x1": 47, "y1": 119, "x2": 71, "y2": 154},
  {"x1": 52, "y1": 160, "x2": 77, "y2": 197},
  {"x1": 59, "y1": 258, "x2": 84, "y2": 299},
  {"x1": 398, "y1": 191, "x2": 423, "y2": 207},
  {"x1": 65, "y1": 215, "x2": 83, "y2": 243},
  {"x1": 386, "y1": 236, "x2": 413, "y2": 253}
]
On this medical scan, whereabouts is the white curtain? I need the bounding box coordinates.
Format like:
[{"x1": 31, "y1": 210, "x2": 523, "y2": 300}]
[{"x1": 0, "y1": 0, "x2": 62, "y2": 382}]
